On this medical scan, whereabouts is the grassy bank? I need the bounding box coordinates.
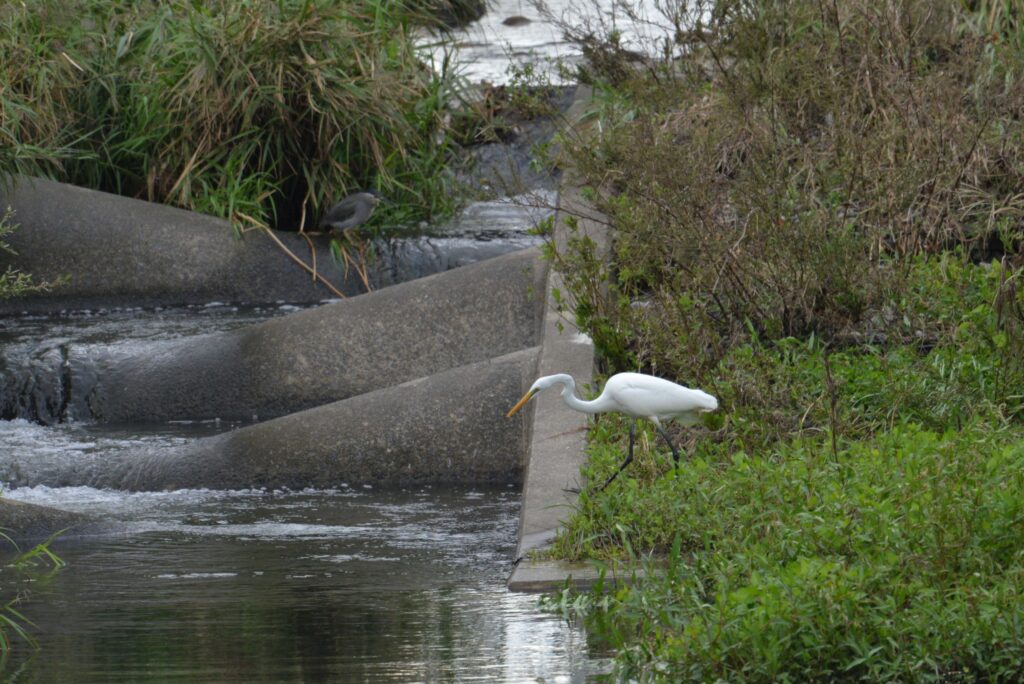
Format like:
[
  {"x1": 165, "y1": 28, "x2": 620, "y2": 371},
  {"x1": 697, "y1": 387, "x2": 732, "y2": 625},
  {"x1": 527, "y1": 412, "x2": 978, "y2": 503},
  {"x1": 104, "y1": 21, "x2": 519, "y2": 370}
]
[
  {"x1": 545, "y1": 0, "x2": 1024, "y2": 678},
  {"x1": 0, "y1": 0, "x2": 469, "y2": 231}
]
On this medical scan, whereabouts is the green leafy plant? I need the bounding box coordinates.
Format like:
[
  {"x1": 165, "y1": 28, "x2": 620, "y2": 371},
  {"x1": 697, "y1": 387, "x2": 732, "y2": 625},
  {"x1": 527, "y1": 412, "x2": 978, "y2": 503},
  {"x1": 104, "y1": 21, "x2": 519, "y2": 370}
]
[{"x1": 0, "y1": 531, "x2": 66, "y2": 667}]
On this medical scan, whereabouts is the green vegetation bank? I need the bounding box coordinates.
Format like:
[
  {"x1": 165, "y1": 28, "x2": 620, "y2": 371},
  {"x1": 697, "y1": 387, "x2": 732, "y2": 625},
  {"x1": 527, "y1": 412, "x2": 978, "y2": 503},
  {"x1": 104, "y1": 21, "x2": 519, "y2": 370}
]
[{"x1": 546, "y1": 0, "x2": 1024, "y2": 679}]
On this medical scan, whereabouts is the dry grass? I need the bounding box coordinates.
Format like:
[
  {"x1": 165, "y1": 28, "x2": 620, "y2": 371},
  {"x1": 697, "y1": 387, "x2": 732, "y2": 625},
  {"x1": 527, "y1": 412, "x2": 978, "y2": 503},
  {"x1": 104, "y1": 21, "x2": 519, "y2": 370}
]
[{"x1": 554, "y1": 0, "x2": 1024, "y2": 382}]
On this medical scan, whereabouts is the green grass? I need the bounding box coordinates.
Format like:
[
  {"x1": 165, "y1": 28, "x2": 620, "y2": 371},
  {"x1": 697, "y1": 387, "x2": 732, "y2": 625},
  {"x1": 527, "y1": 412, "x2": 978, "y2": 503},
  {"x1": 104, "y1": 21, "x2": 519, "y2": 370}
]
[{"x1": 548, "y1": 426, "x2": 1024, "y2": 680}]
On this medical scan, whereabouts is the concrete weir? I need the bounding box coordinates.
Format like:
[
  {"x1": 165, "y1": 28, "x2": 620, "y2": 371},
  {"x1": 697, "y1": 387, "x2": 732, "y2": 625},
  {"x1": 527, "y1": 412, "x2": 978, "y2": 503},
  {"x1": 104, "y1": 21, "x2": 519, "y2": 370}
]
[
  {"x1": 0, "y1": 176, "x2": 530, "y2": 314},
  {"x1": 88, "y1": 247, "x2": 547, "y2": 423},
  {"x1": 0, "y1": 176, "x2": 359, "y2": 311},
  {"x1": 0, "y1": 498, "x2": 89, "y2": 542},
  {"x1": 506, "y1": 185, "x2": 610, "y2": 592},
  {"x1": 0, "y1": 92, "x2": 609, "y2": 590},
  {"x1": 506, "y1": 85, "x2": 626, "y2": 592},
  {"x1": 0, "y1": 177, "x2": 551, "y2": 538},
  {"x1": 104, "y1": 349, "x2": 540, "y2": 491}
]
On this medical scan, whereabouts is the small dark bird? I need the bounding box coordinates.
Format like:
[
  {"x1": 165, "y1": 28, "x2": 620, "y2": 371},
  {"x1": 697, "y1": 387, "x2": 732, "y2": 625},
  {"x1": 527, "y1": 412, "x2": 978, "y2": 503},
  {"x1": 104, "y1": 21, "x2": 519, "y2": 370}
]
[{"x1": 318, "y1": 191, "x2": 382, "y2": 233}]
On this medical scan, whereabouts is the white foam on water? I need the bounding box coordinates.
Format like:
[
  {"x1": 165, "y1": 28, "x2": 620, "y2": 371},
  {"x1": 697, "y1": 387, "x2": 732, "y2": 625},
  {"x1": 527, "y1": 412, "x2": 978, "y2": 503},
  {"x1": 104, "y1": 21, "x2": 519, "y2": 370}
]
[
  {"x1": 419, "y1": 0, "x2": 696, "y2": 85},
  {"x1": 433, "y1": 190, "x2": 557, "y2": 235},
  {"x1": 2, "y1": 484, "x2": 270, "y2": 516},
  {"x1": 155, "y1": 572, "x2": 239, "y2": 580}
]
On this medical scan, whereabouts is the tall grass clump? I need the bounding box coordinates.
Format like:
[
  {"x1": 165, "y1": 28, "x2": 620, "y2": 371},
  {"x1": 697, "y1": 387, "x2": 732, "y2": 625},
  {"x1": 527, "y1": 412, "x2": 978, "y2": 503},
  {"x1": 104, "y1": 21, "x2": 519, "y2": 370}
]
[{"x1": 0, "y1": 0, "x2": 467, "y2": 230}]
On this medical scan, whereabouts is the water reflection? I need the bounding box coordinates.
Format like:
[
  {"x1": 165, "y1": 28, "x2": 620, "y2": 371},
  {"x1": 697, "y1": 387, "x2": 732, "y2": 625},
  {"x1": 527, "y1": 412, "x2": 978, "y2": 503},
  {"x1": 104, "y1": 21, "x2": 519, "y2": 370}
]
[{"x1": 2, "y1": 486, "x2": 607, "y2": 682}]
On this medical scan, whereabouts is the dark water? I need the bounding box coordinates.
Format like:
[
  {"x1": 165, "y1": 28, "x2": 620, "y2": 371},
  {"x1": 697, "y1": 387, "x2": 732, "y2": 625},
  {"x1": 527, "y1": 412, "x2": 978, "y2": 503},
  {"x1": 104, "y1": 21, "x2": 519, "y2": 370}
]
[{"x1": 2, "y1": 485, "x2": 605, "y2": 682}]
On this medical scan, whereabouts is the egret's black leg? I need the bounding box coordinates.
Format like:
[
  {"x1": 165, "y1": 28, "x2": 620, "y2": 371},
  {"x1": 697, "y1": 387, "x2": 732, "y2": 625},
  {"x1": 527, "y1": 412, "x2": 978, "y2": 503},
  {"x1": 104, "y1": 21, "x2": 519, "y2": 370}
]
[
  {"x1": 655, "y1": 425, "x2": 682, "y2": 467},
  {"x1": 600, "y1": 421, "x2": 636, "y2": 491}
]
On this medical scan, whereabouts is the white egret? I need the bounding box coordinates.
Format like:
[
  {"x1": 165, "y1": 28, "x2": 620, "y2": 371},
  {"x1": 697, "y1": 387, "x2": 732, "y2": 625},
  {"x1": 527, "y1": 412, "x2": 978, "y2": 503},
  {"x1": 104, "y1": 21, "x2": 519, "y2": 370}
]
[{"x1": 507, "y1": 372, "x2": 718, "y2": 490}]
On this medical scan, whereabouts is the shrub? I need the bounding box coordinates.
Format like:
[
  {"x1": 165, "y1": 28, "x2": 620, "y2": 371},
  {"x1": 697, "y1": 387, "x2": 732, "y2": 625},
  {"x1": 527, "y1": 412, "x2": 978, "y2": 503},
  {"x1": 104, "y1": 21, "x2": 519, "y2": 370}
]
[{"x1": 554, "y1": 0, "x2": 1024, "y2": 381}]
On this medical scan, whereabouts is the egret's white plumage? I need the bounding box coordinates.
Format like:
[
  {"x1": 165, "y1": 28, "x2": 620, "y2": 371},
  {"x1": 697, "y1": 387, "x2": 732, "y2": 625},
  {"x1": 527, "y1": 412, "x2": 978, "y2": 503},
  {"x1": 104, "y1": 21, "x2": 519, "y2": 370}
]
[
  {"x1": 507, "y1": 372, "x2": 718, "y2": 489},
  {"x1": 507, "y1": 372, "x2": 716, "y2": 424}
]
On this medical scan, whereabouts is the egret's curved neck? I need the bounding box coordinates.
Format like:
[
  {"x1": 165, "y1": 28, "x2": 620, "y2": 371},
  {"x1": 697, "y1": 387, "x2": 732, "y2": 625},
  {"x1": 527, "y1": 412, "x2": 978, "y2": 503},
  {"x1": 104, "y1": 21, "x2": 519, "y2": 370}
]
[{"x1": 550, "y1": 375, "x2": 612, "y2": 414}]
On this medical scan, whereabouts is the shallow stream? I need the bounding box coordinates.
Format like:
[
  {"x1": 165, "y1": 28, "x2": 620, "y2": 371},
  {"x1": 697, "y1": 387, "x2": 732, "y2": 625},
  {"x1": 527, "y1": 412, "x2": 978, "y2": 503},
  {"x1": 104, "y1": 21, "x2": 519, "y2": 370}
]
[{"x1": 2, "y1": 484, "x2": 604, "y2": 681}]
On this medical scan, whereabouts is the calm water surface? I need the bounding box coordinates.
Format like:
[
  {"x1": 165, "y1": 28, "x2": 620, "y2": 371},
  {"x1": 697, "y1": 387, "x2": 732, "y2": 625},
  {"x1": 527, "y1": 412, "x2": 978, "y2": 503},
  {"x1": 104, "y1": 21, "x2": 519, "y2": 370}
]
[{"x1": 3, "y1": 485, "x2": 606, "y2": 682}]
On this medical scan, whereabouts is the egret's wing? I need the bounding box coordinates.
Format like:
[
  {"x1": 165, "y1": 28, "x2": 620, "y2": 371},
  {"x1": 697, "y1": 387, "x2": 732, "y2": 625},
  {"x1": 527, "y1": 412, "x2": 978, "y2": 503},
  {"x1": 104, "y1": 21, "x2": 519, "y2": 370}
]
[
  {"x1": 605, "y1": 379, "x2": 671, "y2": 418},
  {"x1": 607, "y1": 374, "x2": 708, "y2": 421}
]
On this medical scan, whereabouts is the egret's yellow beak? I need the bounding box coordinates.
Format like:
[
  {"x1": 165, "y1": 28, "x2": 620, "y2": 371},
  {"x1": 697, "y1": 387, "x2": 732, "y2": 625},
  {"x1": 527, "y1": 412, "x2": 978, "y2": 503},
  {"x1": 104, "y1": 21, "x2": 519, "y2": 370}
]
[{"x1": 506, "y1": 389, "x2": 538, "y2": 417}]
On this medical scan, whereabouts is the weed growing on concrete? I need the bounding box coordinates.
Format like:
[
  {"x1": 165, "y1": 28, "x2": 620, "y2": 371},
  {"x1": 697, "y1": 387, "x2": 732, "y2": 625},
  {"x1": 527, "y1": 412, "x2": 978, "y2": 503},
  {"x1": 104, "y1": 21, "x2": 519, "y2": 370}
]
[{"x1": 0, "y1": 209, "x2": 60, "y2": 299}]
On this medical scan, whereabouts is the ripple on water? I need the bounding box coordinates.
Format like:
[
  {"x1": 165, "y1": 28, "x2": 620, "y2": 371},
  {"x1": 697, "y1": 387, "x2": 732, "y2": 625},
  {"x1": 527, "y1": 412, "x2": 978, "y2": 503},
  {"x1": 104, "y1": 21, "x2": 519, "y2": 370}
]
[{"x1": 2, "y1": 484, "x2": 610, "y2": 681}]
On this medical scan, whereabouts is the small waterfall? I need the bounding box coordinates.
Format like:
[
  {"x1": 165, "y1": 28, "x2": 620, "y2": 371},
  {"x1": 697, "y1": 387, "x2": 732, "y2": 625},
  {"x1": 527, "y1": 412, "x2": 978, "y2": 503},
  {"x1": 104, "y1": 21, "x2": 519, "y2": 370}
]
[{"x1": 0, "y1": 339, "x2": 94, "y2": 424}]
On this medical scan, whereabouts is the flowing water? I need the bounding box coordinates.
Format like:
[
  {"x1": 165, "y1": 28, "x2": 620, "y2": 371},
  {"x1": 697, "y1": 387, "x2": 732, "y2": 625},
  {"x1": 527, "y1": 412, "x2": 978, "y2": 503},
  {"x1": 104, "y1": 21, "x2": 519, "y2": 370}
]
[
  {"x1": 1, "y1": 484, "x2": 605, "y2": 682},
  {"x1": 0, "y1": 304, "x2": 608, "y2": 681},
  {"x1": 421, "y1": 0, "x2": 684, "y2": 85}
]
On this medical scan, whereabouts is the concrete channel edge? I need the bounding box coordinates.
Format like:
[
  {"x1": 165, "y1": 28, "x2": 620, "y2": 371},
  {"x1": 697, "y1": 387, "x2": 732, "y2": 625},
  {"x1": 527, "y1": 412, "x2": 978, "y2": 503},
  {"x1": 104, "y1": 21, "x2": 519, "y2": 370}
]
[{"x1": 507, "y1": 86, "x2": 615, "y2": 592}]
